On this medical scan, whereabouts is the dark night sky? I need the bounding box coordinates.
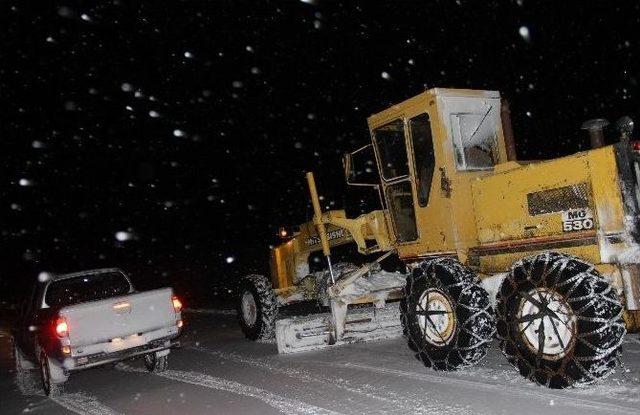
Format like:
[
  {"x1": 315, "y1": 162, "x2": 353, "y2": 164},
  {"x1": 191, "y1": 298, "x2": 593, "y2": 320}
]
[{"x1": 1, "y1": 1, "x2": 639, "y2": 302}]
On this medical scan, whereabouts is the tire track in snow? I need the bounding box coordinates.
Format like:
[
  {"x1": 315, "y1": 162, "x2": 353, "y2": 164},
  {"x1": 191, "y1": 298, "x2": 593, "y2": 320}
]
[
  {"x1": 116, "y1": 363, "x2": 341, "y2": 415},
  {"x1": 333, "y1": 362, "x2": 639, "y2": 415},
  {"x1": 190, "y1": 346, "x2": 476, "y2": 415},
  {"x1": 52, "y1": 392, "x2": 123, "y2": 415}
]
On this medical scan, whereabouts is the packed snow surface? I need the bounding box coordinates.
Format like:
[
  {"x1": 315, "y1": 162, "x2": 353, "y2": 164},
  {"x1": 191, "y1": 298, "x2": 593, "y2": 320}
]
[{"x1": 3, "y1": 311, "x2": 640, "y2": 414}]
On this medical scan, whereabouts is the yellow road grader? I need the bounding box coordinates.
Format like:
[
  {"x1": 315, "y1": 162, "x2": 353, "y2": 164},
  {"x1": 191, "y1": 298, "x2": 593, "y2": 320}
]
[{"x1": 237, "y1": 88, "x2": 639, "y2": 389}]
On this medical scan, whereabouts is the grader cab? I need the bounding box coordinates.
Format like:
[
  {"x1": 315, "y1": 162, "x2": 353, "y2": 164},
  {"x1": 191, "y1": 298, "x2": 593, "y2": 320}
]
[{"x1": 237, "y1": 88, "x2": 639, "y2": 389}]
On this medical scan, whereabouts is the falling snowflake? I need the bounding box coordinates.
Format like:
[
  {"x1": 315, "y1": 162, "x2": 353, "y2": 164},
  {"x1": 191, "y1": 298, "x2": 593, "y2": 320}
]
[
  {"x1": 184, "y1": 51, "x2": 194, "y2": 58},
  {"x1": 173, "y1": 129, "x2": 186, "y2": 137},
  {"x1": 38, "y1": 272, "x2": 52, "y2": 283},
  {"x1": 19, "y1": 178, "x2": 33, "y2": 187},
  {"x1": 225, "y1": 256, "x2": 235, "y2": 264},
  {"x1": 381, "y1": 71, "x2": 391, "y2": 80},
  {"x1": 115, "y1": 231, "x2": 134, "y2": 241},
  {"x1": 519, "y1": 26, "x2": 531, "y2": 42}
]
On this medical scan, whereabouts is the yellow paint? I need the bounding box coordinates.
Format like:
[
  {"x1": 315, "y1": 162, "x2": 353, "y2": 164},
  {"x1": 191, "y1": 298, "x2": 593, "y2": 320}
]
[{"x1": 269, "y1": 87, "x2": 639, "y2": 330}]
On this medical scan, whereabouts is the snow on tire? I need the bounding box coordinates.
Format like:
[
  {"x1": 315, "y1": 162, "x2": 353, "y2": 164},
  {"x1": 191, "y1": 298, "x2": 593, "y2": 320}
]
[
  {"x1": 238, "y1": 274, "x2": 278, "y2": 341},
  {"x1": 144, "y1": 352, "x2": 169, "y2": 373},
  {"x1": 496, "y1": 252, "x2": 626, "y2": 388},
  {"x1": 402, "y1": 257, "x2": 495, "y2": 370}
]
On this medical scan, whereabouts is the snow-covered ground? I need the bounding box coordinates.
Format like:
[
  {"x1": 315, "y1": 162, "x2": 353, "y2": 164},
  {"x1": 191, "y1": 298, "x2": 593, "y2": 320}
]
[{"x1": 2, "y1": 310, "x2": 640, "y2": 414}]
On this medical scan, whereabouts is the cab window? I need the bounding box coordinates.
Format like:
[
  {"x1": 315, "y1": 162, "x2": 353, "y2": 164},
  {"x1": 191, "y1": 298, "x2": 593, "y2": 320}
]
[
  {"x1": 410, "y1": 113, "x2": 435, "y2": 207},
  {"x1": 451, "y1": 108, "x2": 499, "y2": 170},
  {"x1": 374, "y1": 119, "x2": 409, "y2": 180}
]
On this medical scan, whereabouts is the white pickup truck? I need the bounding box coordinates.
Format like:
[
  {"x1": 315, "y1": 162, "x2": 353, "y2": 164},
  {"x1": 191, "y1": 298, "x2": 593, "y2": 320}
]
[{"x1": 12, "y1": 268, "x2": 183, "y2": 395}]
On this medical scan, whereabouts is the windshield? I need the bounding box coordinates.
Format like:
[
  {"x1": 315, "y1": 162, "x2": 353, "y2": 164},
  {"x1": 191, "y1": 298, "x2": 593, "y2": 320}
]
[
  {"x1": 442, "y1": 96, "x2": 501, "y2": 171},
  {"x1": 45, "y1": 271, "x2": 132, "y2": 308}
]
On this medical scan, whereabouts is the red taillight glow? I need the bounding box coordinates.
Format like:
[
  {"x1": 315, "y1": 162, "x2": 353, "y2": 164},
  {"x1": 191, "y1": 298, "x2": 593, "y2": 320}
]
[
  {"x1": 55, "y1": 317, "x2": 69, "y2": 338},
  {"x1": 172, "y1": 296, "x2": 183, "y2": 313},
  {"x1": 633, "y1": 141, "x2": 640, "y2": 151}
]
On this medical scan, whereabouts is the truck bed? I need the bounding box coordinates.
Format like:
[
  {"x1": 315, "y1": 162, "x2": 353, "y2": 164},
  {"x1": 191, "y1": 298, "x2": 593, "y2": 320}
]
[{"x1": 60, "y1": 287, "x2": 176, "y2": 348}]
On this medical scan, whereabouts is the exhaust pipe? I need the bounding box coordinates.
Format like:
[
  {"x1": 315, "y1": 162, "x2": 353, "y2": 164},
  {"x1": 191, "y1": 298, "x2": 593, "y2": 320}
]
[
  {"x1": 615, "y1": 116, "x2": 635, "y2": 144},
  {"x1": 581, "y1": 118, "x2": 609, "y2": 149}
]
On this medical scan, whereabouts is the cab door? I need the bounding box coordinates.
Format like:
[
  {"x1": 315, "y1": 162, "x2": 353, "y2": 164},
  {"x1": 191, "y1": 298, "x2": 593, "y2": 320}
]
[
  {"x1": 373, "y1": 118, "x2": 418, "y2": 243},
  {"x1": 372, "y1": 112, "x2": 454, "y2": 256}
]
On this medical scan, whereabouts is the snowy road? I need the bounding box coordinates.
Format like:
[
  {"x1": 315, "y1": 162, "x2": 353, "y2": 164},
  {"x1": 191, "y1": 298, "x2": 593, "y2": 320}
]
[{"x1": 3, "y1": 310, "x2": 640, "y2": 414}]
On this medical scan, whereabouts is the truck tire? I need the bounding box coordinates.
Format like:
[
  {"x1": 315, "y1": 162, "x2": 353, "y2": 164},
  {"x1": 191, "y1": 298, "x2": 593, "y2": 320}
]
[
  {"x1": 13, "y1": 339, "x2": 34, "y2": 371},
  {"x1": 238, "y1": 274, "x2": 278, "y2": 340},
  {"x1": 39, "y1": 351, "x2": 67, "y2": 396},
  {"x1": 496, "y1": 252, "x2": 626, "y2": 388},
  {"x1": 402, "y1": 257, "x2": 495, "y2": 370},
  {"x1": 13, "y1": 338, "x2": 36, "y2": 393},
  {"x1": 144, "y1": 352, "x2": 169, "y2": 373}
]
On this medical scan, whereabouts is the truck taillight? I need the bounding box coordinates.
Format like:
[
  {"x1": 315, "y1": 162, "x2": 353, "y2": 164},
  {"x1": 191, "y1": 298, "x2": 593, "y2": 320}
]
[
  {"x1": 55, "y1": 317, "x2": 69, "y2": 338},
  {"x1": 172, "y1": 296, "x2": 183, "y2": 313},
  {"x1": 632, "y1": 140, "x2": 640, "y2": 152}
]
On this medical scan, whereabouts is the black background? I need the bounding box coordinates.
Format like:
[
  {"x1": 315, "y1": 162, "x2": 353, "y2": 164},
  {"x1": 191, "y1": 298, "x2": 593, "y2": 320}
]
[{"x1": 1, "y1": 0, "x2": 639, "y2": 306}]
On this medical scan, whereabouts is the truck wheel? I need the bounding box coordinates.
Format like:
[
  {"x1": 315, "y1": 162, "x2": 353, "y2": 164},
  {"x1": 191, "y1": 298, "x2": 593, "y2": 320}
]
[
  {"x1": 39, "y1": 352, "x2": 66, "y2": 396},
  {"x1": 238, "y1": 274, "x2": 278, "y2": 341},
  {"x1": 496, "y1": 252, "x2": 626, "y2": 388},
  {"x1": 13, "y1": 338, "x2": 36, "y2": 393},
  {"x1": 402, "y1": 257, "x2": 495, "y2": 370},
  {"x1": 144, "y1": 352, "x2": 169, "y2": 373}
]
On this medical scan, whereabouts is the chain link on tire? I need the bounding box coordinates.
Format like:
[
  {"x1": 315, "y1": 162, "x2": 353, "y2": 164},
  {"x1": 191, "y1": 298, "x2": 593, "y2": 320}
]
[
  {"x1": 402, "y1": 257, "x2": 495, "y2": 370},
  {"x1": 496, "y1": 252, "x2": 626, "y2": 388},
  {"x1": 238, "y1": 274, "x2": 278, "y2": 340}
]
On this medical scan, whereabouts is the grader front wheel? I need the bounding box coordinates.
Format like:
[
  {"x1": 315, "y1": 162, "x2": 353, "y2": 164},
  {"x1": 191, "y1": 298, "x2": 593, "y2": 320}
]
[
  {"x1": 237, "y1": 274, "x2": 278, "y2": 340},
  {"x1": 497, "y1": 252, "x2": 626, "y2": 388},
  {"x1": 402, "y1": 257, "x2": 495, "y2": 370}
]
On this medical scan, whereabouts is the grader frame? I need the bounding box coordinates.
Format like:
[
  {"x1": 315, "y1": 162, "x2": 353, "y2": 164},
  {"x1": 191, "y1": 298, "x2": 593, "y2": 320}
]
[{"x1": 240, "y1": 87, "x2": 639, "y2": 388}]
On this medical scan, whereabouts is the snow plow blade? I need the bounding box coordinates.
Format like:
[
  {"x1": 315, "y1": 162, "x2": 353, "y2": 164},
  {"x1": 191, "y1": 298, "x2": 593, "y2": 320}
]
[{"x1": 275, "y1": 305, "x2": 402, "y2": 354}]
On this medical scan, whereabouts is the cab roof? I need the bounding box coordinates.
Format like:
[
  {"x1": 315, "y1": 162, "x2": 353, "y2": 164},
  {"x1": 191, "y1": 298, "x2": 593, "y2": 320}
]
[{"x1": 366, "y1": 88, "x2": 500, "y2": 129}]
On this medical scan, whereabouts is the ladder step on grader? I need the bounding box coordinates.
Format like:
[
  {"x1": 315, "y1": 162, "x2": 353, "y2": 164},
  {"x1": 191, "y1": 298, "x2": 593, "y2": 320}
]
[{"x1": 237, "y1": 87, "x2": 638, "y2": 389}]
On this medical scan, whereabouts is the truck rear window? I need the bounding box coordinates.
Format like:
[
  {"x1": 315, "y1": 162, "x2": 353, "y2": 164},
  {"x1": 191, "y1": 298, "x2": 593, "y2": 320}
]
[{"x1": 45, "y1": 271, "x2": 131, "y2": 308}]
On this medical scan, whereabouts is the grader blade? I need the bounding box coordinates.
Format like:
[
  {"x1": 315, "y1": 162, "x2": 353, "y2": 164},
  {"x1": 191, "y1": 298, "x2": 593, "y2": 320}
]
[{"x1": 275, "y1": 305, "x2": 402, "y2": 354}]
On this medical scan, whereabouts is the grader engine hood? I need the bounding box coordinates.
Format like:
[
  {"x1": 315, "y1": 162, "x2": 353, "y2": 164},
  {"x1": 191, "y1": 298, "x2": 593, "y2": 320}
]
[{"x1": 471, "y1": 145, "x2": 631, "y2": 271}]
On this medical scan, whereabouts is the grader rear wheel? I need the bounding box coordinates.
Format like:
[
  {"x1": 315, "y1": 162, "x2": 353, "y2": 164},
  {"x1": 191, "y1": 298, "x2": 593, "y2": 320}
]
[
  {"x1": 402, "y1": 257, "x2": 495, "y2": 370},
  {"x1": 497, "y1": 252, "x2": 626, "y2": 388}
]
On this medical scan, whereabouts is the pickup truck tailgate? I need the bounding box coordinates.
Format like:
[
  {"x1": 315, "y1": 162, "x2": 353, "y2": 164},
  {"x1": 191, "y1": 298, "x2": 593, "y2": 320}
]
[{"x1": 60, "y1": 288, "x2": 176, "y2": 347}]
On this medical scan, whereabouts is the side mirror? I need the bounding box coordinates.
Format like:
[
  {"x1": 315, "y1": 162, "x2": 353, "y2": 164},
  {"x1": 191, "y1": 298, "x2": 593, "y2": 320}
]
[
  {"x1": 342, "y1": 153, "x2": 354, "y2": 183},
  {"x1": 342, "y1": 144, "x2": 379, "y2": 187}
]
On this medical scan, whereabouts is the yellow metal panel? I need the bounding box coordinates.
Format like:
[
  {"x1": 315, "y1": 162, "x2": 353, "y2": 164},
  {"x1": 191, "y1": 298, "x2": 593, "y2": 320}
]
[
  {"x1": 472, "y1": 154, "x2": 593, "y2": 245},
  {"x1": 478, "y1": 244, "x2": 601, "y2": 274}
]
